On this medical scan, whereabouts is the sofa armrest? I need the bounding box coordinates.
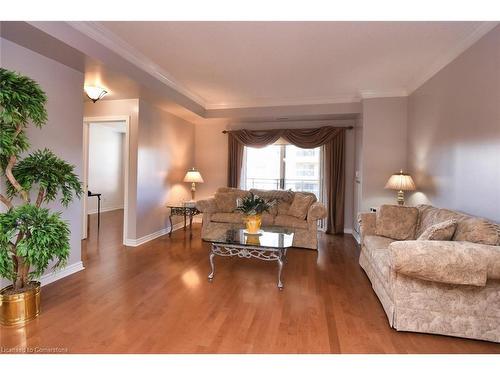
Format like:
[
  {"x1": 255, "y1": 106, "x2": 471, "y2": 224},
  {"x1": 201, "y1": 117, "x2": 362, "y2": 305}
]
[
  {"x1": 358, "y1": 212, "x2": 376, "y2": 242},
  {"x1": 388, "y1": 240, "x2": 500, "y2": 287},
  {"x1": 307, "y1": 202, "x2": 327, "y2": 222},
  {"x1": 196, "y1": 198, "x2": 218, "y2": 214}
]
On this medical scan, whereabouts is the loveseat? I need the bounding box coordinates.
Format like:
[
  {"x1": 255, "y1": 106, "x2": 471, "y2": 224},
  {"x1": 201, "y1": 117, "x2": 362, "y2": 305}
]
[
  {"x1": 358, "y1": 204, "x2": 500, "y2": 343},
  {"x1": 196, "y1": 187, "x2": 327, "y2": 249}
]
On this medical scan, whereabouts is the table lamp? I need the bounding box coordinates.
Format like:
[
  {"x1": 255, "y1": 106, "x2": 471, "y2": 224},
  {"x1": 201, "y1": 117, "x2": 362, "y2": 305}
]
[
  {"x1": 184, "y1": 168, "x2": 204, "y2": 201},
  {"x1": 384, "y1": 170, "x2": 416, "y2": 205}
]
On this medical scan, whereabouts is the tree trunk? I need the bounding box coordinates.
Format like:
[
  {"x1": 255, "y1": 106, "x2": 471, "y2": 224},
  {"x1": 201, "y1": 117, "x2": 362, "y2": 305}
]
[
  {"x1": 13, "y1": 258, "x2": 30, "y2": 291},
  {"x1": 14, "y1": 257, "x2": 25, "y2": 290}
]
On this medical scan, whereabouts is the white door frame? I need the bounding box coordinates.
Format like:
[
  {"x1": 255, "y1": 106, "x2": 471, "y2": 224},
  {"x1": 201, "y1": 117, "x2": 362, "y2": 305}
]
[{"x1": 82, "y1": 116, "x2": 130, "y2": 245}]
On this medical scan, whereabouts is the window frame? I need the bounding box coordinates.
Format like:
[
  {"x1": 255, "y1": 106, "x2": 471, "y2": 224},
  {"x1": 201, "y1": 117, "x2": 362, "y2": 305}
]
[{"x1": 242, "y1": 143, "x2": 326, "y2": 230}]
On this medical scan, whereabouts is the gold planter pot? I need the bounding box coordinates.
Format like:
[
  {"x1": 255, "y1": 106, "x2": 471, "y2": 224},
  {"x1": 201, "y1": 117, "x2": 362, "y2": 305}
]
[
  {"x1": 244, "y1": 214, "x2": 262, "y2": 234},
  {"x1": 0, "y1": 282, "x2": 41, "y2": 326}
]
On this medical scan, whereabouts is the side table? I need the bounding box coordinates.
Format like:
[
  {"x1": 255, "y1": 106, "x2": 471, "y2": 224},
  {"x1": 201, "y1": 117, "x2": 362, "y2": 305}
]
[
  {"x1": 87, "y1": 191, "x2": 102, "y2": 231},
  {"x1": 167, "y1": 205, "x2": 201, "y2": 237}
]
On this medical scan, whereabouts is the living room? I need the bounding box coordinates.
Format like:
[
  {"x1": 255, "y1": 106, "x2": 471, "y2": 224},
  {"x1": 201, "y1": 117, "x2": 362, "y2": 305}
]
[{"x1": 1, "y1": 1, "x2": 499, "y2": 372}]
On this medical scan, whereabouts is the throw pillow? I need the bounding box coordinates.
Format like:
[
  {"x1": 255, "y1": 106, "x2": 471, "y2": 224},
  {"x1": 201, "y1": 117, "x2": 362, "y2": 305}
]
[
  {"x1": 266, "y1": 199, "x2": 278, "y2": 216},
  {"x1": 417, "y1": 219, "x2": 458, "y2": 241},
  {"x1": 287, "y1": 193, "x2": 315, "y2": 220},
  {"x1": 376, "y1": 204, "x2": 419, "y2": 240},
  {"x1": 214, "y1": 192, "x2": 238, "y2": 213},
  {"x1": 277, "y1": 201, "x2": 291, "y2": 215},
  {"x1": 249, "y1": 189, "x2": 294, "y2": 203}
]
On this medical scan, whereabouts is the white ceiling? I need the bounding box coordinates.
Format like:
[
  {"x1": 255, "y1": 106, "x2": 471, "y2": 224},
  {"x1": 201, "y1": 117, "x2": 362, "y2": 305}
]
[{"x1": 92, "y1": 21, "x2": 494, "y2": 109}]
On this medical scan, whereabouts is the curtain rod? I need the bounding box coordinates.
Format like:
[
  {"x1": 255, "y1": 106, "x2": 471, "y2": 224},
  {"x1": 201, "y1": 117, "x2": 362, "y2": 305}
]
[{"x1": 222, "y1": 126, "x2": 353, "y2": 134}]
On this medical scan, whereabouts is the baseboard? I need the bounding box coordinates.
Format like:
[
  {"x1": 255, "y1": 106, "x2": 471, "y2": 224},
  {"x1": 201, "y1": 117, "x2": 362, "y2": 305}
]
[
  {"x1": 124, "y1": 221, "x2": 185, "y2": 247},
  {"x1": 0, "y1": 261, "x2": 85, "y2": 289},
  {"x1": 192, "y1": 217, "x2": 202, "y2": 224},
  {"x1": 38, "y1": 261, "x2": 85, "y2": 286},
  {"x1": 88, "y1": 206, "x2": 124, "y2": 215},
  {"x1": 343, "y1": 228, "x2": 353, "y2": 234}
]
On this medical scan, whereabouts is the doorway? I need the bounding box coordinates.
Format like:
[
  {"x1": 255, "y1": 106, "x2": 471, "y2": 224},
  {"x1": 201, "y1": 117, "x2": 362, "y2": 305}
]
[{"x1": 82, "y1": 116, "x2": 130, "y2": 244}]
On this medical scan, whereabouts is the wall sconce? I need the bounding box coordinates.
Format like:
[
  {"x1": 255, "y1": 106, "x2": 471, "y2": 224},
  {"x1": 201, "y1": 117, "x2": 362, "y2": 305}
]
[{"x1": 84, "y1": 86, "x2": 108, "y2": 103}]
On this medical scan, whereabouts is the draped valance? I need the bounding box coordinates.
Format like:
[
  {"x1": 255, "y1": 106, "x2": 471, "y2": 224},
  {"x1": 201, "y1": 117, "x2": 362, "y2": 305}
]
[
  {"x1": 224, "y1": 126, "x2": 346, "y2": 148},
  {"x1": 225, "y1": 126, "x2": 348, "y2": 234}
]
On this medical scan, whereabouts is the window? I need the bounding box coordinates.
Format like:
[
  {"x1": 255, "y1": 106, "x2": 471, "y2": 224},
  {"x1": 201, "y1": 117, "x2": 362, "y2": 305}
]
[{"x1": 243, "y1": 143, "x2": 323, "y2": 200}]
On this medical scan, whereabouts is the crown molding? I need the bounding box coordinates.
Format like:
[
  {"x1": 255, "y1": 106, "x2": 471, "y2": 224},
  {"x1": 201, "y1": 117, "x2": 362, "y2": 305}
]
[
  {"x1": 359, "y1": 89, "x2": 408, "y2": 99},
  {"x1": 66, "y1": 21, "x2": 207, "y2": 108},
  {"x1": 406, "y1": 21, "x2": 499, "y2": 94},
  {"x1": 205, "y1": 94, "x2": 361, "y2": 110}
]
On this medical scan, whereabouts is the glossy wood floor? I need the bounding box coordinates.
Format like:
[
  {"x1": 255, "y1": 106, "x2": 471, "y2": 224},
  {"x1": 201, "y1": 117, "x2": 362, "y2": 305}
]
[{"x1": 1, "y1": 210, "x2": 499, "y2": 353}]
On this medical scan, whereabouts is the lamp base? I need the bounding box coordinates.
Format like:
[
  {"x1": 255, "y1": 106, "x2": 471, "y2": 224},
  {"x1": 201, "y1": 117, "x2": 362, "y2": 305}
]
[
  {"x1": 191, "y1": 182, "x2": 196, "y2": 201},
  {"x1": 397, "y1": 190, "x2": 405, "y2": 205}
]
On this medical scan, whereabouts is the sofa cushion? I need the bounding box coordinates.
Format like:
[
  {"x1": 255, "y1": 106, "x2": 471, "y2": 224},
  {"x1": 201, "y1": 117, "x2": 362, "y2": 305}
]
[
  {"x1": 370, "y1": 248, "x2": 392, "y2": 293},
  {"x1": 417, "y1": 204, "x2": 500, "y2": 245},
  {"x1": 416, "y1": 205, "x2": 465, "y2": 237},
  {"x1": 261, "y1": 213, "x2": 275, "y2": 226},
  {"x1": 274, "y1": 215, "x2": 309, "y2": 229},
  {"x1": 214, "y1": 192, "x2": 239, "y2": 213},
  {"x1": 453, "y1": 217, "x2": 500, "y2": 246},
  {"x1": 211, "y1": 212, "x2": 244, "y2": 224},
  {"x1": 217, "y1": 187, "x2": 249, "y2": 196},
  {"x1": 417, "y1": 219, "x2": 457, "y2": 241},
  {"x1": 363, "y1": 235, "x2": 395, "y2": 252},
  {"x1": 288, "y1": 192, "x2": 315, "y2": 220},
  {"x1": 266, "y1": 200, "x2": 278, "y2": 216},
  {"x1": 249, "y1": 189, "x2": 294, "y2": 203},
  {"x1": 277, "y1": 201, "x2": 291, "y2": 215},
  {"x1": 376, "y1": 204, "x2": 419, "y2": 240}
]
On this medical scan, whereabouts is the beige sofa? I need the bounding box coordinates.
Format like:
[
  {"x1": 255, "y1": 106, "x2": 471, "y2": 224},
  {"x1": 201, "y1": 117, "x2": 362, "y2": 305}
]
[
  {"x1": 358, "y1": 204, "x2": 500, "y2": 343},
  {"x1": 196, "y1": 187, "x2": 327, "y2": 249}
]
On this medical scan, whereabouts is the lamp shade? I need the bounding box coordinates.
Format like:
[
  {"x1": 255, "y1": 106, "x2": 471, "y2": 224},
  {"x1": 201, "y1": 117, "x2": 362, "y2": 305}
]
[
  {"x1": 385, "y1": 170, "x2": 416, "y2": 191},
  {"x1": 183, "y1": 168, "x2": 204, "y2": 183},
  {"x1": 85, "y1": 86, "x2": 108, "y2": 102}
]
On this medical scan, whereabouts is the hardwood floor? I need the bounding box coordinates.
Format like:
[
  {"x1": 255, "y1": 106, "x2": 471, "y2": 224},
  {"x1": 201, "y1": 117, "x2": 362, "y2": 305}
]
[{"x1": 1, "y1": 209, "x2": 499, "y2": 353}]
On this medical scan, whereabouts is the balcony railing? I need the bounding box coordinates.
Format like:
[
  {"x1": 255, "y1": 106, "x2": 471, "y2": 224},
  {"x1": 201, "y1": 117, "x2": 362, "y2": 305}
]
[{"x1": 245, "y1": 178, "x2": 321, "y2": 199}]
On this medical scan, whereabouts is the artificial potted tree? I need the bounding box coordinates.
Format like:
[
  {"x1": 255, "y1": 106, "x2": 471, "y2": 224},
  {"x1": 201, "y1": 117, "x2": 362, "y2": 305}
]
[{"x1": 0, "y1": 68, "x2": 82, "y2": 326}]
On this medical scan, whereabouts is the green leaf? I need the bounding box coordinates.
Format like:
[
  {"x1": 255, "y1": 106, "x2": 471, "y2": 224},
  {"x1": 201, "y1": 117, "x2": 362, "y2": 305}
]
[
  {"x1": 6, "y1": 149, "x2": 82, "y2": 206},
  {"x1": 0, "y1": 205, "x2": 71, "y2": 280},
  {"x1": 236, "y1": 192, "x2": 274, "y2": 215}
]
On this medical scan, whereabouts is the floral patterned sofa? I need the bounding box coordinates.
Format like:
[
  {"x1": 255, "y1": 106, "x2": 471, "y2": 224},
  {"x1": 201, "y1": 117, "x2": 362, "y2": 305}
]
[
  {"x1": 196, "y1": 187, "x2": 327, "y2": 249},
  {"x1": 358, "y1": 204, "x2": 500, "y2": 343}
]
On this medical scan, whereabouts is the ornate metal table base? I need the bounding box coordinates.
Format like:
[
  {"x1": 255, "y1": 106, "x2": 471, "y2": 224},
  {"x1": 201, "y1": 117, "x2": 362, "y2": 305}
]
[
  {"x1": 167, "y1": 206, "x2": 200, "y2": 238},
  {"x1": 208, "y1": 244, "x2": 287, "y2": 289}
]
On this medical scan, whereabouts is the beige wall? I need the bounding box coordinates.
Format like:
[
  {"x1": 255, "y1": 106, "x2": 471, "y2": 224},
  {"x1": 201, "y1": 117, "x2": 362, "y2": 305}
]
[
  {"x1": 136, "y1": 99, "x2": 195, "y2": 238},
  {"x1": 194, "y1": 121, "x2": 229, "y2": 200},
  {"x1": 1, "y1": 38, "x2": 85, "y2": 286},
  {"x1": 194, "y1": 119, "x2": 358, "y2": 232},
  {"x1": 85, "y1": 99, "x2": 195, "y2": 240},
  {"x1": 84, "y1": 99, "x2": 139, "y2": 239},
  {"x1": 352, "y1": 119, "x2": 363, "y2": 236},
  {"x1": 87, "y1": 124, "x2": 125, "y2": 213},
  {"x1": 407, "y1": 26, "x2": 500, "y2": 222},
  {"x1": 360, "y1": 97, "x2": 408, "y2": 212}
]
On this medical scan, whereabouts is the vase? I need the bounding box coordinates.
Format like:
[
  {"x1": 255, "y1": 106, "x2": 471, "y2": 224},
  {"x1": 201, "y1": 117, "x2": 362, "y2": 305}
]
[
  {"x1": 245, "y1": 233, "x2": 261, "y2": 246},
  {"x1": 0, "y1": 281, "x2": 41, "y2": 326},
  {"x1": 244, "y1": 214, "x2": 262, "y2": 234}
]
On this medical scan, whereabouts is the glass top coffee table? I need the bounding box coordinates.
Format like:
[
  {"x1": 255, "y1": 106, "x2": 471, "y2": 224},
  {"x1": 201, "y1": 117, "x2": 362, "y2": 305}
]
[{"x1": 204, "y1": 228, "x2": 294, "y2": 290}]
